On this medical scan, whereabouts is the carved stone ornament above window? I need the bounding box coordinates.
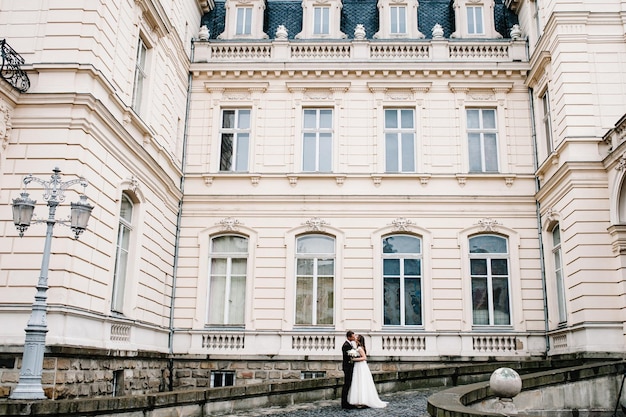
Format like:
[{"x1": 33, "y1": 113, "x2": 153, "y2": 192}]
[
  {"x1": 391, "y1": 217, "x2": 414, "y2": 232},
  {"x1": 304, "y1": 217, "x2": 328, "y2": 232},
  {"x1": 478, "y1": 218, "x2": 500, "y2": 232},
  {"x1": 218, "y1": 217, "x2": 242, "y2": 231},
  {"x1": 135, "y1": 0, "x2": 172, "y2": 38}
]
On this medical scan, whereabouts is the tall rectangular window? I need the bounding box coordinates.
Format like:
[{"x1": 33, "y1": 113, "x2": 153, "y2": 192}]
[
  {"x1": 390, "y1": 6, "x2": 407, "y2": 34},
  {"x1": 467, "y1": 6, "x2": 484, "y2": 35},
  {"x1": 313, "y1": 7, "x2": 330, "y2": 35},
  {"x1": 132, "y1": 38, "x2": 148, "y2": 113},
  {"x1": 296, "y1": 235, "x2": 335, "y2": 326},
  {"x1": 533, "y1": 0, "x2": 542, "y2": 39},
  {"x1": 236, "y1": 7, "x2": 252, "y2": 35},
  {"x1": 552, "y1": 225, "x2": 567, "y2": 324},
  {"x1": 208, "y1": 235, "x2": 248, "y2": 325},
  {"x1": 220, "y1": 109, "x2": 250, "y2": 172},
  {"x1": 383, "y1": 235, "x2": 422, "y2": 326},
  {"x1": 542, "y1": 91, "x2": 553, "y2": 154},
  {"x1": 302, "y1": 109, "x2": 332, "y2": 172},
  {"x1": 112, "y1": 194, "x2": 133, "y2": 313},
  {"x1": 470, "y1": 235, "x2": 511, "y2": 326},
  {"x1": 467, "y1": 108, "x2": 498, "y2": 173},
  {"x1": 385, "y1": 109, "x2": 415, "y2": 172}
]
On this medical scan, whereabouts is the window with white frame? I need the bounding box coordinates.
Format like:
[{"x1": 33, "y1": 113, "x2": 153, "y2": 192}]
[
  {"x1": 390, "y1": 6, "x2": 407, "y2": 34},
  {"x1": 450, "y1": 0, "x2": 501, "y2": 39},
  {"x1": 302, "y1": 109, "x2": 333, "y2": 172},
  {"x1": 541, "y1": 90, "x2": 553, "y2": 155},
  {"x1": 467, "y1": 108, "x2": 498, "y2": 173},
  {"x1": 313, "y1": 6, "x2": 330, "y2": 35},
  {"x1": 132, "y1": 37, "x2": 148, "y2": 114},
  {"x1": 467, "y1": 6, "x2": 484, "y2": 35},
  {"x1": 374, "y1": 0, "x2": 424, "y2": 39},
  {"x1": 385, "y1": 109, "x2": 415, "y2": 173},
  {"x1": 552, "y1": 225, "x2": 567, "y2": 324},
  {"x1": 218, "y1": 0, "x2": 268, "y2": 39},
  {"x1": 470, "y1": 235, "x2": 511, "y2": 326},
  {"x1": 112, "y1": 194, "x2": 133, "y2": 313},
  {"x1": 220, "y1": 109, "x2": 250, "y2": 172},
  {"x1": 295, "y1": 235, "x2": 335, "y2": 326},
  {"x1": 296, "y1": 0, "x2": 346, "y2": 39},
  {"x1": 207, "y1": 235, "x2": 248, "y2": 326},
  {"x1": 235, "y1": 7, "x2": 253, "y2": 35},
  {"x1": 382, "y1": 235, "x2": 422, "y2": 326},
  {"x1": 211, "y1": 371, "x2": 235, "y2": 387}
]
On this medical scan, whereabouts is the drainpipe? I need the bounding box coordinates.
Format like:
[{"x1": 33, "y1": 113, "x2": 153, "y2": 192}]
[
  {"x1": 167, "y1": 37, "x2": 195, "y2": 390},
  {"x1": 528, "y1": 87, "x2": 551, "y2": 356}
]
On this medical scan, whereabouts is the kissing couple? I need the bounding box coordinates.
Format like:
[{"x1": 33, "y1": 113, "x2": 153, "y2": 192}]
[{"x1": 341, "y1": 330, "x2": 388, "y2": 409}]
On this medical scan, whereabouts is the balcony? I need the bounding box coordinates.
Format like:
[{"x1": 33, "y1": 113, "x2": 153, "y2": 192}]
[
  {"x1": 193, "y1": 38, "x2": 528, "y2": 65},
  {"x1": 0, "y1": 39, "x2": 30, "y2": 92}
]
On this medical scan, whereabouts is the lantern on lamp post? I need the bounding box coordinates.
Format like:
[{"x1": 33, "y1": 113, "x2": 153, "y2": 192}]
[{"x1": 9, "y1": 167, "x2": 93, "y2": 400}]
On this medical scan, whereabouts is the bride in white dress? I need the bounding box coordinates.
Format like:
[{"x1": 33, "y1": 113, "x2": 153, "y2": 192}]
[{"x1": 347, "y1": 335, "x2": 388, "y2": 408}]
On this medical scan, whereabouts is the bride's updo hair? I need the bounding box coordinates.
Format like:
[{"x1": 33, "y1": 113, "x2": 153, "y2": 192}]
[{"x1": 357, "y1": 335, "x2": 367, "y2": 354}]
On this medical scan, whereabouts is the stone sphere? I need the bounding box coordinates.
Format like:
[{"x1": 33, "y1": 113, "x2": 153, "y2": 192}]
[{"x1": 489, "y1": 367, "x2": 522, "y2": 399}]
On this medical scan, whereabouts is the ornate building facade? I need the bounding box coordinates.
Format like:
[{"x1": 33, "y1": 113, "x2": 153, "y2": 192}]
[{"x1": 0, "y1": 0, "x2": 625, "y2": 399}]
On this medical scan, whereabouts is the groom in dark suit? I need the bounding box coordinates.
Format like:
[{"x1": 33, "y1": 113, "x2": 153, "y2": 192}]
[{"x1": 341, "y1": 330, "x2": 357, "y2": 409}]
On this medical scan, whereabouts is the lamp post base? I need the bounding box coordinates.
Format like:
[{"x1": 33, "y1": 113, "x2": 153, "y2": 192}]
[{"x1": 9, "y1": 381, "x2": 47, "y2": 400}]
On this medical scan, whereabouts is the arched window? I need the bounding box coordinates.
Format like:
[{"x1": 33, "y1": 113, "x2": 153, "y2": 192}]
[
  {"x1": 551, "y1": 224, "x2": 567, "y2": 324},
  {"x1": 618, "y1": 178, "x2": 626, "y2": 223},
  {"x1": 295, "y1": 234, "x2": 335, "y2": 326},
  {"x1": 382, "y1": 234, "x2": 422, "y2": 326},
  {"x1": 469, "y1": 234, "x2": 510, "y2": 326},
  {"x1": 112, "y1": 194, "x2": 134, "y2": 313},
  {"x1": 208, "y1": 235, "x2": 248, "y2": 326}
]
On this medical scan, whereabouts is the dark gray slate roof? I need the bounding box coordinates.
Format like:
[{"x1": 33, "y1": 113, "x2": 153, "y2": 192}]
[{"x1": 201, "y1": 0, "x2": 517, "y2": 40}]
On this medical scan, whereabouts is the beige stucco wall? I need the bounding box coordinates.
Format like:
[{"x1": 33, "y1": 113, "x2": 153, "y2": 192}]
[
  {"x1": 0, "y1": 0, "x2": 202, "y2": 352},
  {"x1": 0, "y1": 0, "x2": 626, "y2": 394}
]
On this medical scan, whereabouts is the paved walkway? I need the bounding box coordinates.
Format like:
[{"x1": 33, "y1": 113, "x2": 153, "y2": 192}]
[{"x1": 218, "y1": 387, "x2": 439, "y2": 417}]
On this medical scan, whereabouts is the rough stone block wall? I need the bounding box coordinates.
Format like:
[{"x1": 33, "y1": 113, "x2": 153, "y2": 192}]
[
  {"x1": 0, "y1": 349, "x2": 428, "y2": 399},
  {"x1": 0, "y1": 352, "x2": 170, "y2": 400}
]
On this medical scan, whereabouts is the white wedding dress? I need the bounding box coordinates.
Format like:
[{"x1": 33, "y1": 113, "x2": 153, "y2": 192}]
[{"x1": 347, "y1": 348, "x2": 388, "y2": 408}]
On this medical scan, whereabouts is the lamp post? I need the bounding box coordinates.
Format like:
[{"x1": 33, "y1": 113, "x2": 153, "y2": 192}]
[{"x1": 9, "y1": 167, "x2": 93, "y2": 400}]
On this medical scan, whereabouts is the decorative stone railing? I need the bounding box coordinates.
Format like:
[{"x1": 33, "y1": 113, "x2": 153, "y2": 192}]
[
  {"x1": 291, "y1": 43, "x2": 351, "y2": 59},
  {"x1": 196, "y1": 330, "x2": 531, "y2": 358},
  {"x1": 448, "y1": 42, "x2": 511, "y2": 59},
  {"x1": 370, "y1": 43, "x2": 430, "y2": 59},
  {"x1": 472, "y1": 334, "x2": 518, "y2": 352},
  {"x1": 201, "y1": 332, "x2": 245, "y2": 350},
  {"x1": 381, "y1": 334, "x2": 427, "y2": 351},
  {"x1": 292, "y1": 334, "x2": 336, "y2": 351},
  {"x1": 193, "y1": 39, "x2": 527, "y2": 64}
]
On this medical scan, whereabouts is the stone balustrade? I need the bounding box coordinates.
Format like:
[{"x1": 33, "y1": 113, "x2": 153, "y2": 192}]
[{"x1": 193, "y1": 39, "x2": 528, "y2": 63}]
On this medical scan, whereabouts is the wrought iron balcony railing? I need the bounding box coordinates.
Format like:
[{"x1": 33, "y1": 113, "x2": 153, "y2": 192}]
[{"x1": 1, "y1": 39, "x2": 30, "y2": 93}]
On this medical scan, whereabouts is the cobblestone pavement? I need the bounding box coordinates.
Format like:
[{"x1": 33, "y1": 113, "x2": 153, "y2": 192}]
[{"x1": 217, "y1": 387, "x2": 439, "y2": 417}]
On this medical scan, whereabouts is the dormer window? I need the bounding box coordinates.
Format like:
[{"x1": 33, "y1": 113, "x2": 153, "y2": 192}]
[
  {"x1": 296, "y1": 0, "x2": 346, "y2": 39},
  {"x1": 451, "y1": 0, "x2": 502, "y2": 39},
  {"x1": 218, "y1": 0, "x2": 268, "y2": 39},
  {"x1": 313, "y1": 6, "x2": 330, "y2": 34},
  {"x1": 390, "y1": 6, "x2": 407, "y2": 34},
  {"x1": 374, "y1": 0, "x2": 424, "y2": 39},
  {"x1": 236, "y1": 7, "x2": 253, "y2": 35},
  {"x1": 467, "y1": 5, "x2": 484, "y2": 35}
]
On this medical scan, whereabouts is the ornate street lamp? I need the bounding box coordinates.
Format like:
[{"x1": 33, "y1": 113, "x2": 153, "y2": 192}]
[{"x1": 9, "y1": 167, "x2": 93, "y2": 400}]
